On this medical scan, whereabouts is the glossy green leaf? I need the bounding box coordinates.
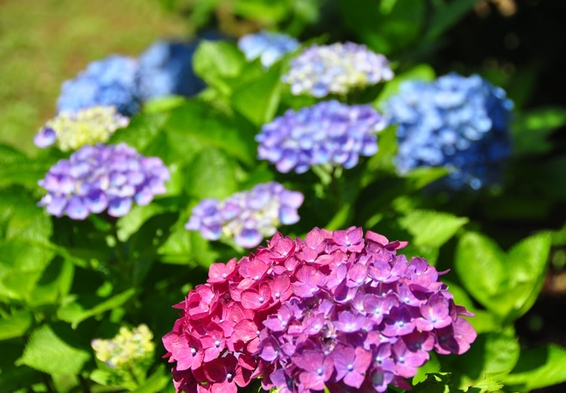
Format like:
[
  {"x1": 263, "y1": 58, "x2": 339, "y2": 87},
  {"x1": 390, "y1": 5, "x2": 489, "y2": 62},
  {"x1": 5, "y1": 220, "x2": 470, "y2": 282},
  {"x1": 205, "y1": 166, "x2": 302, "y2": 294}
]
[
  {"x1": 423, "y1": 0, "x2": 480, "y2": 43},
  {"x1": 502, "y1": 344, "x2": 566, "y2": 391},
  {"x1": 131, "y1": 365, "x2": 170, "y2": 393},
  {"x1": 0, "y1": 311, "x2": 33, "y2": 340},
  {"x1": 17, "y1": 324, "x2": 90, "y2": 375},
  {"x1": 185, "y1": 148, "x2": 238, "y2": 200},
  {"x1": 511, "y1": 107, "x2": 566, "y2": 156},
  {"x1": 399, "y1": 209, "x2": 468, "y2": 248},
  {"x1": 456, "y1": 232, "x2": 550, "y2": 322},
  {"x1": 107, "y1": 112, "x2": 169, "y2": 153},
  {"x1": 231, "y1": 62, "x2": 283, "y2": 126},
  {"x1": 57, "y1": 289, "x2": 136, "y2": 328},
  {"x1": 165, "y1": 100, "x2": 257, "y2": 166},
  {"x1": 193, "y1": 41, "x2": 246, "y2": 95}
]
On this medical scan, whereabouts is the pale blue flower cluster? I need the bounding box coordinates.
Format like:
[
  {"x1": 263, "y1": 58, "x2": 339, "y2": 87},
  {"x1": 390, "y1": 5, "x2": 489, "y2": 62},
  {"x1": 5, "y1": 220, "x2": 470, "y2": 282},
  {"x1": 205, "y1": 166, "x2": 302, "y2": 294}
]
[
  {"x1": 256, "y1": 100, "x2": 386, "y2": 173},
  {"x1": 383, "y1": 73, "x2": 513, "y2": 190},
  {"x1": 57, "y1": 55, "x2": 140, "y2": 116},
  {"x1": 186, "y1": 182, "x2": 304, "y2": 248},
  {"x1": 282, "y1": 42, "x2": 394, "y2": 97},
  {"x1": 238, "y1": 31, "x2": 300, "y2": 68}
]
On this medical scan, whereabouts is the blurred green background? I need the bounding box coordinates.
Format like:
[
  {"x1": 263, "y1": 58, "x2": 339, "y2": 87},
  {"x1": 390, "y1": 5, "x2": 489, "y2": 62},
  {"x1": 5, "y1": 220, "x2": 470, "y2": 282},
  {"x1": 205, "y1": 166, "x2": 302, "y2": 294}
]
[{"x1": 0, "y1": 0, "x2": 188, "y2": 155}]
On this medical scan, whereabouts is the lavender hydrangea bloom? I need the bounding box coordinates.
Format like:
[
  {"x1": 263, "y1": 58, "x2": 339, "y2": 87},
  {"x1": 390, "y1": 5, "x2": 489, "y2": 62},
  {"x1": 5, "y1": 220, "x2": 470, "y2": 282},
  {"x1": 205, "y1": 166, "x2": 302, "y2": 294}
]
[
  {"x1": 383, "y1": 73, "x2": 513, "y2": 190},
  {"x1": 185, "y1": 182, "x2": 304, "y2": 248},
  {"x1": 238, "y1": 31, "x2": 300, "y2": 68},
  {"x1": 38, "y1": 143, "x2": 169, "y2": 220},
  {"x1": 33, "y1": 106, "x2": 129, "y2": 151},
  {"x1": 135, "y1": 39, "x2": 206, "y2": 101},
  {"x1": 282, "y1": 42, "x2": 394, "y2": 97},
  {"x1": 57, "y1": 55, "x2": 139, "y2": 116},
  {"x1": 256, "y1": 100, "x2": 386, "y2": 173}
]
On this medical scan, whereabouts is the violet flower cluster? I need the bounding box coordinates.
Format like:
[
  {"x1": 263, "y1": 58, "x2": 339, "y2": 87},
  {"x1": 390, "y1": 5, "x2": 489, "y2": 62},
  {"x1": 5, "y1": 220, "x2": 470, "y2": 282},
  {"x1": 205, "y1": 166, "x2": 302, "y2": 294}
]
[
  {"x1": 282, "y1": 42, "x2": 394, "y2": 97},
  {"x1": 33, "y1": 106, "x2": 129, "y2": 151},
  {"x1": 135, "y1": 39, "x2": 206, "y2": 101},
  {"x1": 383, "y1": 73, "x2": 513, "y2": 190},
  {"x1": 185, "y1": 182, "x2": 304, "y2": 248},
  {"x1": 57, "y1": 55, "x2": 140, "y2": 116},
  {"x1": 256, "y1": 100, "x2": 386, "y2": 173},
  {"x1": 163, "y1": 227, "x2": 476, "y2": 393},
  {"x1": 238, "y1": 31, "x2": 300, "y2": 68},
  {"x1": 38, "y1": 143, "x2": 170, "y2": 220}
]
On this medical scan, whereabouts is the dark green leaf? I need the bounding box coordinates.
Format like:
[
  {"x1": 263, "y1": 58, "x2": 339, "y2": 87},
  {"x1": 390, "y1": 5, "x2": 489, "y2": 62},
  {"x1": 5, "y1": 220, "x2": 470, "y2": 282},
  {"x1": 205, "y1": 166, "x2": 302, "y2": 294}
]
[
  {"x1": 185, "y1": 148, "x2": 238, "y2": 200},
  {"x1": 511, "y1": 107, "x2": 566, "y2": 156},
  {"x1": 423, "y1": 0, "x2": 480, "y2": 43}
]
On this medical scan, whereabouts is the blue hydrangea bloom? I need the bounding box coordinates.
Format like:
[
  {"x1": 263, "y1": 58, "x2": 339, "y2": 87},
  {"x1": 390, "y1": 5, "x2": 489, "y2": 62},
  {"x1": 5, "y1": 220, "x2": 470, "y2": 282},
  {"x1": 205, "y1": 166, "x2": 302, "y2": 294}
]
[
  {"x1": 186, "y1": 182, "x2": 304, "y2": 248},
  {"x1": 282, "y1": 42, "x2": 393, "y2": 97},
  {"x1": 57, "y1": 55, "x2": 139, "y2": 116},
  {"x1": 383, "y1": 73, "x2": 513, "y2": 190},
  {"x1": 256, "y1": 100, "x2": 386, "y2": 173},
  {"x1": 38, "y1": 143, "x2": 169, "y2": 220},
  {"x1": 135, "y1": 39, "x2": 206, "y2": 101},
  {"x1": 238, "y1": 30, "x2": 300, "y2": 68}
]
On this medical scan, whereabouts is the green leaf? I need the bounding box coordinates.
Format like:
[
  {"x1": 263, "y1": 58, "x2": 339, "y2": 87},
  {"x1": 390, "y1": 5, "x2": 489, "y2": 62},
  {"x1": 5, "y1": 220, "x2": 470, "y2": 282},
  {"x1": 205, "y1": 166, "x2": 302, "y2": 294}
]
[
  {"x1": 502, "y1": 344, "x2": 566, "y2": 391},
  {"x1": 455, "y1": 232, "x2": 551, "y2": 322},
  {"x1": 423, "y1": 0, "x2": 481, "y2": 43},
  {"x1": 57, "y1": 289, "x2": 136, "y2": 328},
  {"x1": 339, "y1": 0, "x2": 425, "y2": 54},
  {"x1": 0, "y1": 311, "x2": 33, "y2": 341},
  {"x1": 117, "y1": 203, "x2": 165, "y2": 242},
  {"x1": 399, "y1": 209, "x2": 468, "y2": 248},
  {"x1": 29, "y1": 257, "x2": 75, "y2": 307},
  {"x1": 131, "y1": 365, "x2": 170, "y2": 393},
  {"x1": 193, "y1": 41, "x2": 246, "y2": 95},
  {"x1": 17, "y1": 324, "x2": 90, "y2": 376},
  {"x1": 185, "y1": 148, "x2": 238, "y2": 200},
  {"x1": 374, "y1": 64, "x2": 436, "y2": 107},
  {"x1": 231, "y1": 62, "x2": 283, "y2": 126},
  {"x1": 165, "y1": 100, "x2": 258, "y2": 166},
  {"x1": 455, "y1": 332, "x2": 520, "y2": 380},
  {"x1": 511, "y1": 107, "x2": 566, "y2": 156},
  {"x1": 0, "y1": 362, "x2": 42, "y2": 392},
  {"x1": 108, "y1": 111, "x2": 169, "y2": 152}
]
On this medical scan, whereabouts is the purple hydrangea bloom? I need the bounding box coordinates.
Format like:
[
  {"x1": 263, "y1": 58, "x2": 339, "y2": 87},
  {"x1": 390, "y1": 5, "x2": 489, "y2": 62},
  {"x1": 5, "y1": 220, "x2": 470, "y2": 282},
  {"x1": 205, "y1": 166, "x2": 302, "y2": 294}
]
[
  {"x1": 282, "y1": 42, "x2": 394, "y2": 97},
  {"x1": 256, "y1": 100, "x2": 386, "y2": 173},
  {"x1": 238, "y1": 31, "x2": 300, "y2": 68},
  {"x1": 186, "y1": 182, "x2": 304, "y2": 248},
  {"x1": 135, "y1": 39, "x2": 206, "y2": 101},
  {"x1": 38, "y1": 143, "x2": 169, "y2": 220},
  {"x1": 57, "y1": 55, "x2": 140, "y2": 116},
  {"x1": 383, "y1": 73, "x2": 514, "y2": 190}
]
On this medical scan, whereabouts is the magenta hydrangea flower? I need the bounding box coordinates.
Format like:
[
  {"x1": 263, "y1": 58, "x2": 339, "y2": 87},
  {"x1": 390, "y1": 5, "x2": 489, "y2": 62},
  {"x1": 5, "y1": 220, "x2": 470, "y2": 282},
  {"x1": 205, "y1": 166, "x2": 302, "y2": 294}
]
[
  {"x1": 185, "y1": 182, "x2": 304, "y2": 248},
  {"x1": 38, "y1": 143, "x2": 169, "y2": 220},
  {"x1": 163, "y1": 227, "x2": 476, "y2": 393}
]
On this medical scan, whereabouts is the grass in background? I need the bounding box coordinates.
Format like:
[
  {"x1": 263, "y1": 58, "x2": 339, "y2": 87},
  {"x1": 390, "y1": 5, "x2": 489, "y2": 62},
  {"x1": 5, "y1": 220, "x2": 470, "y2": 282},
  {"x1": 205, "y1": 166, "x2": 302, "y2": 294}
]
[{"x1": 0, "y1": 0, "x2": 188, "y2": 154}]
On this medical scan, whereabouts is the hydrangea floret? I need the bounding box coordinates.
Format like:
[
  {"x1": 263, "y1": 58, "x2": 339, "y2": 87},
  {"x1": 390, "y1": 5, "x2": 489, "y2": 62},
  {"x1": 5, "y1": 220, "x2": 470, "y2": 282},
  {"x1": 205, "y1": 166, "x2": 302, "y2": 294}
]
[
  {"x1": 185, "y1": 182, "x2": 304, "y2": 248},
  {"x1": 383, "y1": 73, "x2": 513, "y2": 190},
  {"x1": 256, "y1": 100, "x2": 386, "y2": 173},
  {"x1": 33, "y1": 106, "x2": 129, "y2": 151},
  {"x1": 38, "y1": 143, "x2": 170, "y2": 220},
  {"x1": 163, "y1": 227, "x2": 476, "y2": 393},
  {"x1": 92, "y1": 324, "x2": 155, "y2": 369},
  {"x1": 135, "y1": 39, "x2": 206, "y2": 100},
  {"x1": 238, "y1": 30, "x2": 300, "y2": 68},
  {"x1": 282, "y1": 42, "x2": 394, "y2": 97},
  {"x1": 57, "y1": 55, "x2": 139, "y2": 116}
]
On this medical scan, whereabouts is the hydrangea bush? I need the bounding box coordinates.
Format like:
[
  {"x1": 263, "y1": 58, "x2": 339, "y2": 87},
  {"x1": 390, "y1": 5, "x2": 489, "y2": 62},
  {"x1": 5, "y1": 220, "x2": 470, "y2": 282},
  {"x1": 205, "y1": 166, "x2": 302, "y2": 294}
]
[{"x1": 1, "y1": 2, "x2": 565, "y2": 393}]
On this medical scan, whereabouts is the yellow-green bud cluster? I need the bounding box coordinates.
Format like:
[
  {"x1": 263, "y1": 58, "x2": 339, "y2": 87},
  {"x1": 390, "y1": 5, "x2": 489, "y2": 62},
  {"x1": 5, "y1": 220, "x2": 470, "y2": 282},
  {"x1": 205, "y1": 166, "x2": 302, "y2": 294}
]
[
  {"x1": 34, "y1": 106, "x2": 129, "y2": 151},
  {"x1": 91, "y1": 324, "x2": 155, "y2": 369}
]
